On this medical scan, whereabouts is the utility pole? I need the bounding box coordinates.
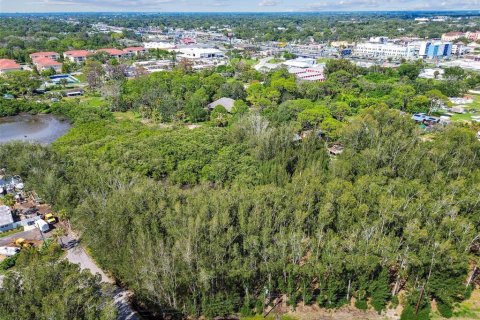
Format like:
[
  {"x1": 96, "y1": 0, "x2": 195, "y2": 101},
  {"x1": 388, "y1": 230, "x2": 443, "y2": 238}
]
[
  {"x1": 415, "y1": 284, "x2": 425, "y2": 315},
  {"x1": 36, "y1": 224, "x2": 46, "y2": 248}
]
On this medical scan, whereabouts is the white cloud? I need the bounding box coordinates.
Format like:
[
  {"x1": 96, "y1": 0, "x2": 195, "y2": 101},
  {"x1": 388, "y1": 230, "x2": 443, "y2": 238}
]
[
  {"x1": 259, "y1": 0, "x2": 280, "y2": 6},
  {"x1": 32, "y1": 0, "x2": 175, "y2": 9}
]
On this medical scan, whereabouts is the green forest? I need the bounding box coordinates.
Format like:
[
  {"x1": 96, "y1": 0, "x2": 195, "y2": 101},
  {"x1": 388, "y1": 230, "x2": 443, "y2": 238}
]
[
  {"x1": 2, "y1": 23, "x2": 480, "y2": 316},
  {"x1": 1, "y1": 100, "x2": 480, "y2": 319},
  {"x1": 0, "y1": 242, "x2": 116, "y2": 320}
]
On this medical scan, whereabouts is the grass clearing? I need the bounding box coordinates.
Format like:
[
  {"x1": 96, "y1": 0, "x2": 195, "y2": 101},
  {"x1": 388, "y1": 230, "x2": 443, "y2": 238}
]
[{"x1": 113, "y1": 111, "x2": 142, "y2": 122}]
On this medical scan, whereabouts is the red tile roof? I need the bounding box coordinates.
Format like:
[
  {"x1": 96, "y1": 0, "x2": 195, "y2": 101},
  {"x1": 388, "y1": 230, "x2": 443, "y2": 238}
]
[
  {"x1": 97, "y1": 48, "x2": 126, "y2": 56},
  {"x1": 32, "y1": 57, "x2": 62, "y2": 67},
  {"x1": 64, "y1": 50, "x2": 91, "y2": 57},
  {"x1": 0, "y1": 59, "x2": 21, "y2": 70},
  {"x1": 30, "y1": 52, "x2": 59, "y2": 59}
]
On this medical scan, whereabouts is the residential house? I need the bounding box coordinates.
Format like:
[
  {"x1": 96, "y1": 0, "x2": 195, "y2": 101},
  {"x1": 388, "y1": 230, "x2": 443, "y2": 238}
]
[
  {"x1": 123, "y1": 46, "x2": 147, "y2": 57},
  {"x1": 64, "y1": 50, "x2": 91, "y2": 63},
  {"x1": 29, "y1": 51, "x2": 60, "y2": 60},
  {"x1": 97, "y1": 48, "x2": 128, "y2": 59},
  {"x1": 32, "y1": 57, "x2": 62, "y2": 73},
  {"x1": 208, "y1": 97, "x2": 235, "y2": 113},
  {"x1": 0, "y1": 59, "x2": 21, "y2": 74}
]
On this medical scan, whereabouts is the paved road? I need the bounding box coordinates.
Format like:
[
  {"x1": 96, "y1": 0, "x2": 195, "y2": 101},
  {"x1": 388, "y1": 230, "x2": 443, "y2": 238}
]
[
  {"x1": 0, "y1": 228, "x2": 50, "y2": 246},
  {"x1": 60, "y1": 235, "x2": 139, "y2": 320},
  {"x1": 254, "y1": 56, "x2": 278, "y2": 71}
]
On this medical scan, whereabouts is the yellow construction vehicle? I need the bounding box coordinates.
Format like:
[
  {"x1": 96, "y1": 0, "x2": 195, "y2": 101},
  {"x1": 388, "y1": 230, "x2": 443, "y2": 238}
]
[
  {"x1": 45, "y1": 213, "x2": 56, "y2": 224},
  {"x1": 14, "y1": 238, "x2": 32, "y2": 248}
]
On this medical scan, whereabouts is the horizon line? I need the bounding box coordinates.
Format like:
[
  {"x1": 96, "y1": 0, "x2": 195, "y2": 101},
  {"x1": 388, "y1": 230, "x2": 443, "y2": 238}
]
[{"x1": 1, "y1": 9, "x2": 480, "y2": 14}]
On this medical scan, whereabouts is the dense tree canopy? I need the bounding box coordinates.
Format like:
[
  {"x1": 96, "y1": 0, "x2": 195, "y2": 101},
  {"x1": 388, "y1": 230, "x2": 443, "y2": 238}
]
[{"x1": 0, "y1": 243, "x2": 116, "y2": 320}]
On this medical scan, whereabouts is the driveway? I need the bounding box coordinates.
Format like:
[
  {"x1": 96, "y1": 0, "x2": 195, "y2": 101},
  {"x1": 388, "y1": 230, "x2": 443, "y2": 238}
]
[
  {"x1": 59, "y1": 234, "x2": 139, "y2": 320},
  {"x1": 0, "y1": 228, "x2": 52, "y2": 247}
]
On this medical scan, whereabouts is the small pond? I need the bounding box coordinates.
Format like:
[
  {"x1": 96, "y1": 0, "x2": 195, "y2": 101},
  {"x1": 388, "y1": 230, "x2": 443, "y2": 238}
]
[{"x1": 0, "y1": 113, "x2": 71, "y2": 144}]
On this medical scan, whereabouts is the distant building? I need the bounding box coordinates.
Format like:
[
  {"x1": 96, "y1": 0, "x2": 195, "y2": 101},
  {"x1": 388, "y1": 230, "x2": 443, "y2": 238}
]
[
  {"x1": 63, "y1": 50, "x2": 91, "y2": 63},
  {"x1": 354, "y1": 43, "x2": 416, "y2": 58},
  {"x1": 441, "y1": 32, "x2": 465, "y2": 42},
  {"x1": 330, "y1": 41, "x2": 354, "y2": 48},
  {"x1": 123, "y1": 47, "x2": 147, "y2": 56},
  {"x1": 181, "y1": 37, "x2": 196, "y2": 45},
  {"x1": 143, "y1": 42, "x2": 176, "y2": 50},
  {"x1": 288, "y1": 66, "x2": 325, "y2": 82},
  {"x1": 451, "y1": 43, "x2": 470, "y2": 56},
  {"x1": 176, "y1": 48, "x2": 225, "y2": 60},
  {"x1": 283, "y1": 58, "x2": 317, "y2": 69},
  {"x1": 369, "y1": 36, "x2": 389, "y2": 44},
  {"x1": 466, "y1": 31, "x2": 480, "y2": 41},
  {"x1": 425, "y1": 42, "x2": 452, "y2": 59},
  {"x1": 0, "y1": 59, "x2": 21, "y2": 73}
]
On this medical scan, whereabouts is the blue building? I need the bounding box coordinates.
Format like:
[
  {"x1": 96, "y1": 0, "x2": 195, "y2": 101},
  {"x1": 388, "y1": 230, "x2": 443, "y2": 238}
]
[{"x1": 420, "y1": 41, "x2": 452, "y2": 59}]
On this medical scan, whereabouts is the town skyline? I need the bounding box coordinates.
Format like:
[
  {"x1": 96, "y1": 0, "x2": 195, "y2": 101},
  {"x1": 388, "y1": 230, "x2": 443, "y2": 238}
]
[{"x1": 1, "y1": 0, "x2": 480, "y2": 13}]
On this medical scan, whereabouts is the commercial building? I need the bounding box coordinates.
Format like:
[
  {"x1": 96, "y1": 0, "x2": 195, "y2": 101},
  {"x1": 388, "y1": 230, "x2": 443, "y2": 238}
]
[
  {"x1": 467, "y1": 31, "x2": 480, "y2": 41},
  {"x1": 0, "y1": 59, "x2": 21, "y2": 73},
  {"x1": 419, "y1": 41, "x2": 452, "y2": 59},
  {"x1": 451, "y1": 43, "x2": 470, "y2": 56},
  {"x1": 354, "y1": 43, "x2": 416, "y2": 58},
  {"x1": 369, "y1": 36, "x2": 389, "y2": 44},
  {"x1": 288, "y1": 66, "x2": 325, "y2": 82},
  {"x1": 283, "y1": 58, "x2": 317, "y2": 69},
  {"x1": 176, "y1": 48, "x2": 225, "y2": 59},
  {"x1": 143, "y1": 42, "x2": 176, "y2": 50}
]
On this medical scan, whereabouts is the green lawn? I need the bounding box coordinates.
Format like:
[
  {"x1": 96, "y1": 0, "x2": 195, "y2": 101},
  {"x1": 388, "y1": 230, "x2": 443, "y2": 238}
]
[
  {"x1": 450, "y1": 94, "x2": 480, "y2": 122},
  {"x1": 113, "y1": 111, "x2": 142, "y2": 122},
  {"x1": 241, "y1": 315, "x2": 298, "y2": 320},
  {"x1": 268, "y1": 58, "x2": 284, "y2": 64},
  {"x1": 316, "y1": 57, "x2": 331, "y2": 64},
  {"x1": 0, "y1": 227, "x2": 23, "y2": 239},
  {"x1": 230, "y1": 58, "x2": 257, "y2": 66}
]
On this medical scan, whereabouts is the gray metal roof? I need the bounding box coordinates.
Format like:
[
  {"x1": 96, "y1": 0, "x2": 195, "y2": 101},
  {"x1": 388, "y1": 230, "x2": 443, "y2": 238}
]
[
  {"x1": 208, "y1": 97, "x2": 235, "y2": 113},
  {"x1": 0, "y1": 205, "x2": 13, "y2": 227}
]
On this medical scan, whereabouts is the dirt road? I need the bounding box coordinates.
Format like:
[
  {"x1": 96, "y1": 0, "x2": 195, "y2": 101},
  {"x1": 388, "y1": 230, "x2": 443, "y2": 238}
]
[
  {"x1": 60, "y1": 234, "x2": 139, "y2": 320},
  {"x1": 0, "y1": 228, "x2": 51, "y2": 246}
]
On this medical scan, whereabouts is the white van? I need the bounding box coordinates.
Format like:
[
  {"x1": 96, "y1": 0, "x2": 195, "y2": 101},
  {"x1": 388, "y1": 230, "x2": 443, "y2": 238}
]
[{"x1": 35, "y1": 219, "x2": 50, "y2": 233}]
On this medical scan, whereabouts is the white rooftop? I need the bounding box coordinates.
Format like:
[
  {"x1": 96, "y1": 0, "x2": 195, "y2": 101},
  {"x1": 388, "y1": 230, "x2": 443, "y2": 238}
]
[{"x1": 0, "y1": 205, "x2": 13, "y2": 227}]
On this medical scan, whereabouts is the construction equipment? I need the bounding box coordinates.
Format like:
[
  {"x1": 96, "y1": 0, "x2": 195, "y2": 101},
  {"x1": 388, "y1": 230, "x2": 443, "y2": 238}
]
[
  {"x1": 14, "y1": 238, "x2": 32, "y2": 248},
  {"x1": 45, "y1": 213, "x2": 56, "y2": 224}
]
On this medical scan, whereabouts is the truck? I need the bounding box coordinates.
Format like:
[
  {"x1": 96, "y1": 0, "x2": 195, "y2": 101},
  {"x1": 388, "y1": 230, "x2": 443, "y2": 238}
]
[
  {"x1": 34, "y1": 219, "x2": 50, "y2": 233},
  {"x1": 44, "y1": 213, "x2": 56, "y2": 224}
]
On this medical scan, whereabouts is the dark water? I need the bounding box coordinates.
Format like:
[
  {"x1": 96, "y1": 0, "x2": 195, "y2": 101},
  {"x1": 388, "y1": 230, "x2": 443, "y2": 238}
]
[{"x1": 0, "y1": 114, "x2": 71, "y2": 144}]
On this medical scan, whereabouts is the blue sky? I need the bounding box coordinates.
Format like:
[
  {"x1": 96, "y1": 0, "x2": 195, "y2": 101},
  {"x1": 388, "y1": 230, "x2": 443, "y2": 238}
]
[{"x1": 0, "y1": 0, "x2": 479, "y2": 13}]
